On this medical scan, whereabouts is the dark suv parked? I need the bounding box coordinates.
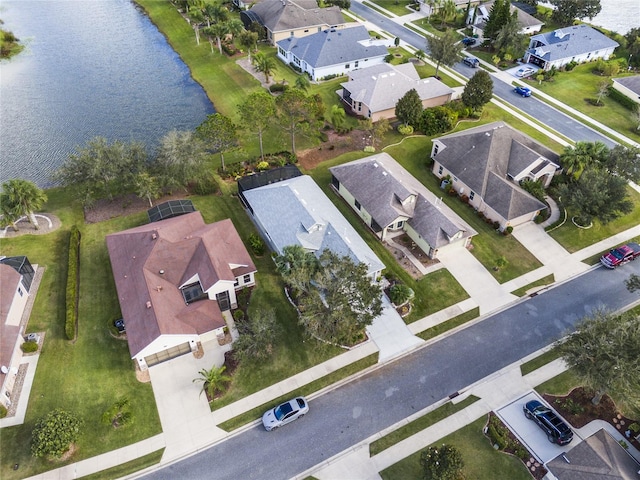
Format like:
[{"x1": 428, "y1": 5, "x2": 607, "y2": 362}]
[{"x1": 523, "y1": 400, "x2": 573, "y2": 445}]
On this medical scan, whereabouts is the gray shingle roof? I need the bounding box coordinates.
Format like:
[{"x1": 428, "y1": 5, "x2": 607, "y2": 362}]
[
  {"x1": 250, "y1": 0, "x2": 344, "y2": 33},
  {"x1": 243, "y1": 175, "x2": 385, "y2": 276},
  {"x1": 433, "y1": 122, "x2": 555, "y2": 220},
  {"x1": 340, "y1": 63, "x2": 453, "y2": 113},
  {"x1": 276, "y1": 25, "x2": 387, "y2": 68},
  {"x1": 474, "y1": 1, "x2": 543, "y2": 30},
  {"x1": 613, "y1": 75, "x2": 640, "y2": 95},
  {"x1": 329, "y1": 153, "x2": 476, "y2": 248},
  {"x1": 527, "y1": 24, "x2": 619, "y2": 62}
]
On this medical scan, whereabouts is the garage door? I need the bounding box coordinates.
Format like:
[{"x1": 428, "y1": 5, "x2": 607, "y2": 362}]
[{"x1": 145, "y1": 342, "x2": 191, "y2": 367}]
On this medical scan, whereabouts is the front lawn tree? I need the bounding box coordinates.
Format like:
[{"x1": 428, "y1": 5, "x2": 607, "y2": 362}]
[
  {"x1": 605, "y1": 145, "x2": 640, "y2": 183},
  {"x1": 275, "y1": 244, "x2": 318, "y2": 296},
  {"x1": 237, "y1": 30, "x2": 258, "y2": 62},
  {"x1": 31, "y1": 409, "x2": 83, "y2": 458},
  {"x1": 461, "y1": 69, "x2": 493, "y2": 111},
  {"x1": 556, "y1": 166, "x2": 632, "y2": 226},
  {"x1": 483, "y1": 0, "x2": 511, "y2": 42},
  {"x1": 297, "y1": 249, "x2": 383, "y2": 345},
  {"x1": 238, "y1": 91, "x2": 277, "y2": 161},
  {"x1": 196, "y1": 113, "x2": 238, "y2": 171},
  {"x1": 553, "y1": 308, "x2": 640, "y2": 408},
  {"x1": 233, "y1": 308, "x2": 280, "y2": 362},
  {"x1": 276, "y1": 88, "x2": 319, "y2": 154},
  {"x1": 559, "y1": 141, "x2": 608, "y2": 178},
  {"x1": 0, "y1": 179, "x2": 47, "y2": 231},
  {"x1": 420, "y1": 444, "x2": 464, "y2": 480},
  {"x1": 426, "y1": 28, "x2": 462, "y2": 79},
  {"x1": 395, "y1": 88, "x2": 423, "y2": 128},
  {"x1": 494, "y1": 13, "x2": 527, "y2": 58}
]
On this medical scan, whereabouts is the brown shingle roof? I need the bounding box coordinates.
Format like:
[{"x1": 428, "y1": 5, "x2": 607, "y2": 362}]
[{"x1": 106, "y1": 213, "x2": 256, "y2": 358}]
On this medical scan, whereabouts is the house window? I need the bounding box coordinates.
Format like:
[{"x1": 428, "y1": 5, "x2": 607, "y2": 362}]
[
  {"x1": 453, "y1": 176, "x2": 458, "y2": 182},
  {"x1": 345, "y1": 63, "x2": 350, "y2": 69},
  {"x1": 470, "y1": 191, "x2": 475, "y2": 201},
  {"x1": 433, "y1": 144, "x2": 440, "y2": 155},
  {"x1": 355, "y1": 60, "x2": 359, "y2": 68},
  {"x1": 355, "y1": 199, "x2": 361, "y2": 210},
  {"x1": 18, "y1": 287, "x2": 23, "y2": 297},
  {"x1": 234, "y1": 278, "x2": 239, "y2": 287},
  {"x1": 438, "y1": 165, "x2": 443, "y2": 175},
  {"x1": 396, "y1": 220, "x2": 404, "y2": 229},
  {"x1": 243, "y1": 274, "x2": 251, "y2": 284},
  {"x1": 331, "y1": 175, "x2": 340, "y2": 189},
  {"x1": 181, "y1": 282, "x2": 206, "y2": 305},
  {"x1": 290, "y1": 31, "x2": 294, "y2": 36},
  {"x1": 358, "y1": 102, "x2": 362, "y2": 111},
  {"x1": 304, "y1": 29, "x2": 309, "y2": 33}
]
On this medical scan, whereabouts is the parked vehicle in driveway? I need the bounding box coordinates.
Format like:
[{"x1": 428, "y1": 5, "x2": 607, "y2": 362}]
[
  {"x1": 523, "y1": 400, "x2": 573, "y2": 445},
  {"x1": 600, "y1": 242, "x2": 640, "y2": 268},
  {"x1": 262, "y1": 397, "x2": 309, "y2": 431},
  {"x1": 462, "y1": 37, "x2": 477, "y2": 46},
  {"x1": 463, "y1": 57, "x2": 479, "y2": 68},
  {"x1": 514, "y1": 86, "x2": 532, "y2": 97},
  {"x1": 516, "y1": 67, "x2": 536, "y2": 77}
]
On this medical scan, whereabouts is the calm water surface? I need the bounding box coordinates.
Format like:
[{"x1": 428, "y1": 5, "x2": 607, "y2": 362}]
[{"x1": 0, "y1": 0, "x2": 214, "y2": 188}]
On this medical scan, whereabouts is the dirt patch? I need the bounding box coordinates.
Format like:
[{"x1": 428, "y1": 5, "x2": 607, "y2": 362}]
[
  {"x1": 543, "y1": 386, "x2": 640, "y2": 451},
  {"x1": 297, "y1": 129, "x2": 370, "y2": 171},
  {"x1": 84, "y1": 192, "x2": 192, "y2": 224},
  {"x1": 0, "y1": 213, "x2": 61, "y2": 238}
]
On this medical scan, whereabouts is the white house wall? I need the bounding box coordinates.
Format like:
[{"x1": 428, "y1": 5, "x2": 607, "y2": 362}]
[
  {"x1": 134, "y1": 334, "x2": 199, "y2": 367},
  {"x1": 526, "y1": 47, "x2": 616, "y2": 70},
  {"x1": 206, "y1": 279, "x2": 238, "y2": 308},
  {"x1": 4, "y1": 280, "x2": 29, "y2": 327},
  {"x1": 335, "y1": 183, "x2": 377, "y2": 233}
]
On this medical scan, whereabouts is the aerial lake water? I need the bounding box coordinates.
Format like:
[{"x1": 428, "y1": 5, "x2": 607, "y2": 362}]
[{"x1": 0, "y1": 0, "x2": 214, "y2": 188}]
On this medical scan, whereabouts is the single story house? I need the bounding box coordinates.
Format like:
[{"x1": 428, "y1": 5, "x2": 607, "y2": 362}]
[
  {"x1": 0, "y1": 256, "x2": 36, "y2": 410},
  {"x1": 106, "y1": 212, "x2": 256, "y2": 370},
  {"x1": 241, "y1": 0, "x2": 349, "y2": 45},
  {"x1": 431, "y1": 122, "x2": 560, "y2": 230},
  {"x1": 276, "y1": 25, "x2": 388, "y2": 82},
  {"x1": 241, "y1": 174, "x2": 385, "y2": 280},
  {"x1": 547, "y1": 429, "x2": 640, "y2": 480},
  {"x1": 468, "y1": 1, "x2": 543, "y2": 37},
  {"x1": 339, "y1": 62, "x2": 454, "y2": 121},
  {"x1": 329, "y1": 153, "x2": 476, "y2": 259},
  {"x1": 612, "y1": 75, "x2": 640, "y2": 105},
  {"x1": 524, "y1": 24, "x2": 619, "y2": 71}
]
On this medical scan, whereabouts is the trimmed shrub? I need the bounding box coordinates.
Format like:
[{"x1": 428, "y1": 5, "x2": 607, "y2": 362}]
[
  {"x1": 0, "y1": 405, "x2": 7, "y2": 418},
  {"x1": 233, "y1": 309, "x2": 245, "y2": 321},
  {"x1": 389, "y1": 283, "x2": 414, "y2": 305},
  {"x1": 269, "y1": 83, "x2": 288, "y2": 93},
  {"x1": 31, "y1": 409, "x2": 83, "y2": 458},
  {"x1": 248, "y1": 233, "x2": 265, "y2": 256},
  {"x1": 363, "y1": 145, "x2": 375, "y2": 153},
  {"x1": 608, "y1": 87, "x2": 638, "y2": 110},
  {"x1": 65, "y1": 226, "x2": 81, "y2": 340},
  {"x1": 397, "y1": 124, "x2": 414, "y2": 135},
  {"x1": 221, "y1": 43, "x2": 237, "y2": 56},
  {"x1": 21, "y1": 341, "x2": 38, "y2": 353}
]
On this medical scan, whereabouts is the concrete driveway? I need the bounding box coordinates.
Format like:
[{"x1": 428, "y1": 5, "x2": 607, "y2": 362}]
[
  {"x1": 496, "y1": 392, "x2": 578, "y2": 464},
  {"x1": 508, "y1": 63, "x2": 539, "y2": 78}
]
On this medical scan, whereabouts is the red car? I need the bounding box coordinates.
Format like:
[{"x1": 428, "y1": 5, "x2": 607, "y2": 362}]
[{"x1": 600, "y1": 243, "x2": 640, "y2": 268}]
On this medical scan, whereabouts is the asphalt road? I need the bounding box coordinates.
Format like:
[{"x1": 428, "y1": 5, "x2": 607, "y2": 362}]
[
  {"x1": 143, "y1": 260, "x2": 640, "y2": 480},
  {"x1": 349, "y1": 2, "x2": 617, "y2": 147}
]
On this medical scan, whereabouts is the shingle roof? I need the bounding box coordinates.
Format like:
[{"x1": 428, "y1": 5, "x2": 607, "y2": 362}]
[
  {"x1": 250, "y1": 0, "x2": 344, "y2": 33},
  {"x1": 0, "y1": 264, "x2": 22, "y2": 387},
  {"x1": 528, "y1": 24, "x2": 619, "y2": 62},
  {"x1": 613, "y1": 75, "x2": 640, "y2": 95},
  {"x1": 242, "y1": 175, "x2": 385, "y2": 276},
  {"x1": 106, "y1": 213, "x2": 256, "y2": 357},
  {"x1": 276, "y1": 26, "x2": 387, "y2": 68},
  {"x1": 329, "y1": 153, "x2": 476, "y2": 248},
  {"x1": 433, "y1": 122, "x2": 555, "y2": 220},
  {"x1": 474, "y1": 0, "x2": 543, "y2": 30},
  {"x1": 340, "y1": 63, "x2": 453, "y2": 113}
]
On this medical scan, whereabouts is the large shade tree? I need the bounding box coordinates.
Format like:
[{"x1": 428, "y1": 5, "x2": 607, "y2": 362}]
[
  {"x1": 276, "y1": 88, "x2": 319, "y2": 154},
  {"x1": 153, "y1": 129, "x2": 207, "y2": 191},
  {"x1": 426, "y1": 28, "x2": 462, "y2": 78},
  {"x1": 461, "y1": 69, "x2": 493, "y2": 111},
  {"x1": 296, "y1": 249, "x2": 383, "y2": 345},
  {"x1": 238, "y1": 91, "x2": 277, "y2": 161},
  {"x1": 196, "y1": 113, "x2": 238, "y2": 171},
  {"x1": 395, "y1": 88, "x2": 423, "y2": 128},
  {"x1": 233, "y1": 307, "x2": 280, "y2": 362},
  {"x1": 0, "y1": 179, "x2": 47, "y2": 231},
  {"x1": 482, "y1": 0, "x2": 511, "y2": 42},
  {"x1": 549, "y1": 0, "x2": 601, "y2": 25},
  {"x1": 552, "y1": 308, "x2": 640, "y2": 410}
]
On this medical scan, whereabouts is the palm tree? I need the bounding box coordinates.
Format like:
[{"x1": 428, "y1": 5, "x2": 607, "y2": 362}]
[
  {"x1": 192, "y1": 365, "x2": 231, "y2": 401},
  {"x1": 226, "y1": 18, "x2": 244, "y2": 41},
  {"x1": 0, "y1": 179, "x2": 47, "y2": 231},
  {"x1": 206, "y1": 23, "x2": 229, "y2": 55},
  {"x1": 440, "y1": 0, "x2": 456, "y2": 27},
  {"x1": 294, "y1": 75, "x2": 310, "y2": 91},
  {"x1": 238, "y1": 30, "x2": 258, "y2": 62},
  {"x1": 253, "y1": 52, "x2": 276, "y2": 83}
]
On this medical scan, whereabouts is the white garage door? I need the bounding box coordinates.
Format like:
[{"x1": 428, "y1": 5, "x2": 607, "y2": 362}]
[{"x1": 145, "y1": 342, "x2": 191, "y2": 367}]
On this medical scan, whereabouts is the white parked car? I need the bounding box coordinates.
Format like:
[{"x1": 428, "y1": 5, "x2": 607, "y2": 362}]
[
  {"x1": 262, "y1": 397, "x2": 309, "y2": 431},
  {"x1": 516, "y1": 67, "x2": 536, "y2": 77}
]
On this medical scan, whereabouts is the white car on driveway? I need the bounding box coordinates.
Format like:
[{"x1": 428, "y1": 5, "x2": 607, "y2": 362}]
[
  {"x1": 262, "y1": 397, "x2": 309, "y2": 431},
  {"x1": 516, "y1": 67, "x2": 536, "y2": 77}
]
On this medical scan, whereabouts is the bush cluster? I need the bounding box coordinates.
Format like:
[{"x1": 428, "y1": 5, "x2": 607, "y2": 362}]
[
  {"x1": 65, "y1": 226, "x2": 81, "y2": 340},
  {"x1": 269, "y1": 83, "x2": 288, "y2": 93},
  {"x1": 608, "y1": 87, "x2": 638, "y2": 111},
  {"x1": 21, "y1": 341, "x2": 38, "y2": 353},
  {"x1": 248, "y1": 233, "x2": 265, "y2": 256},
  {"x1": 221, "y1": 43, "x2": 237, "y2": 57}
]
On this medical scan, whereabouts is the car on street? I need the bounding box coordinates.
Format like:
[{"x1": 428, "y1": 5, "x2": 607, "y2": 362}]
[
  {"x1": 514, "y1": 86, "x2": 532, "y2": 97},
  {"x1": 600, "y1": 242, "x2": 640, "y2": 268},
  {"x1": 114, "y1": 318, "x2": 126, "y2": 333},
  {"x1": 262, "y1": 397, "x2": 309, "y2": 431},
  {"x1": 463, "y1": 57, "x2": 479, "y2": 68},
  {"x1": 523, "y1": 400, "x2": 573, "y2": 445},
  {"x1": 462, "y1": 37, "x2": 477, "y2": 46},
  {"x1": 515, "y1": 67, "x2": 536, "y2": 77}
]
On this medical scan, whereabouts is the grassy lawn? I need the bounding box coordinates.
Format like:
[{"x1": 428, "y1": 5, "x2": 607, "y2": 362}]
[
  {"x1": 535, "y1": 370, "x2": 581, "y2": 396},
  {"x1": 368, "y1": 0, "x2": 414, "y2": 17},
  {"x1": 547, "y1": 188, "x2": 640, "y2": 253},
  {"x1": 511, "y1": 274, "x2": 555, "y2": 297},
  {"x1": 0, "y1": 190, "x2": 162, "y2": 480},
  {"x1": 520, "y1": 349, "x2": 562, "y2": 376},
  {"x1": 379, "y1": 417, "x2": 531, "y2": 480},
  {"x1": 529, "y1": 62, "x2": 640, "y2": 144},
  {"x1": 370, "y1": 395, "x2": 480, "y2": 456},
  {"x1": 417, "y1": 307, "x2": 480, "y2": 340},
  {"x1": 82, "y1": 449, "x2": 164, "y2": 480},
  {"x1": 362, "y1": 1, "x2": 394, "y2": 18}
]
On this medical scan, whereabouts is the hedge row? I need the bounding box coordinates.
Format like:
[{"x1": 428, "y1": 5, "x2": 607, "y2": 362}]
[
  {"x1": 608, "y1": 86, "x2": 638, "y2": 111},
  {"x1": 65, "y1": 226, "x2": 81, "y2": 340}
]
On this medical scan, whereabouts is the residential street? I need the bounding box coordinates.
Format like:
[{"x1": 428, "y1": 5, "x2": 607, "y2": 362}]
[{"x1": 143, "y1": 260, "x2": 640, "y2": 480}]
